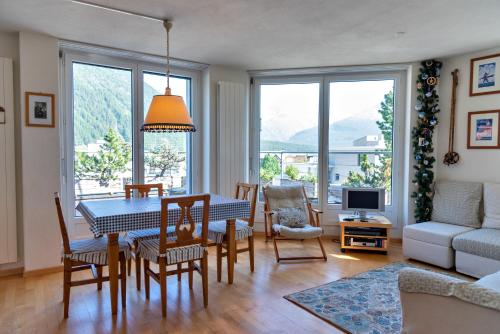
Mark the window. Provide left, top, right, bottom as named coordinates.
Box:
left=252, top=71, right=404, bottom=225
left=259, top=82, right=320, bottom=201
left=63, top=49, right=200, bottom=225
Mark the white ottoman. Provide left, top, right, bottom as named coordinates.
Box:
left=403, top=222, right=474, bottom=268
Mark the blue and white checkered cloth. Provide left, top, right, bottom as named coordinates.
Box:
left=76, top=194, right=251, bottom=237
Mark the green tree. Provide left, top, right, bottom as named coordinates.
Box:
left=260, top=154, right=281, bottom=182
left=145, top=143, right=185, bottom=190
left=344, top=90, right=393, bottom=192
left=75, top=128, right=131, bottom=187
left=285, top=165, right=300, bottom=180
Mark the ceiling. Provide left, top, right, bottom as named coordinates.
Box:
left=1, top=0, right=500, bottom=69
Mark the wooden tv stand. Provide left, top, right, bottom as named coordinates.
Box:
left=338, top=214, right=392, bottom=254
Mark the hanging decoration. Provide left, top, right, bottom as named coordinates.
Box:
left=411, top=59, right=442, bottom=222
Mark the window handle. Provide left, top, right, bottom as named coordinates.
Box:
left=0, top=106, right=5, bottom=124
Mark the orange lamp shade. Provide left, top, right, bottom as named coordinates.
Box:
left=141, top=94, right=196, bottom=132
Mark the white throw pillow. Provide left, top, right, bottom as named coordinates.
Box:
left=276, top=207, right=308, bottom=228
left=483, top=182, right=500, bottom=229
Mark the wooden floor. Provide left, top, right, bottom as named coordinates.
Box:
left=0, top=236, right=407, bottom=334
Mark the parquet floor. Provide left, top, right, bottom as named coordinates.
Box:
left=0, top=235, right=406, bottom=334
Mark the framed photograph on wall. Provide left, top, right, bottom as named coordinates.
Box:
left=25, top=92, right=55, bottom=127
left=467, top=110, right=500, bottom=149
left=470, top=53, right=500, bottom=96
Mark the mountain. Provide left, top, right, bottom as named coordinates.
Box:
left=261, top=140, right=317, bottom=152
left=288, top=117, right=382, bottom=148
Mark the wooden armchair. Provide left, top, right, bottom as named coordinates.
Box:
left=136, top=194, right=210, bottom=317
left=54, top=193, right=130, bottom=318
left=263, top=185, right=327, bottom=262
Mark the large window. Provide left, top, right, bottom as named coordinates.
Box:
left=64, top=51, right=199, bottom=222
left=259, top=82, right=320, bottom=201
left=252, top=71, right=404, bottom=224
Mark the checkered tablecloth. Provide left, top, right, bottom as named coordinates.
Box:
left=76, top=194, right=251, bottom=236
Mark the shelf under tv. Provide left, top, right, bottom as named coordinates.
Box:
left=339, top=214, right=392, bottom=254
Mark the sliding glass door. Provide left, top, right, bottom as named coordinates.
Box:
left=252, top=72, right=404, bottom=225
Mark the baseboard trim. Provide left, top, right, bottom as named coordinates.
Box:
left=23, top=265, right=63, bottom=278
left=0, top=267, right=24, bottom=278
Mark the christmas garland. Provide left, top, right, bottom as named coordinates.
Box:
left=411, top=60, right=442, bottom=222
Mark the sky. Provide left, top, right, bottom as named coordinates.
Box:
left=261, top=80, right=394, bottom=142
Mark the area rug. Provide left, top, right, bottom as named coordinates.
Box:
left=284, top=262, right=416, bottom=334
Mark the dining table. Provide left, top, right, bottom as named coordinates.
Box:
left=76, top=194, right=250, bottom=315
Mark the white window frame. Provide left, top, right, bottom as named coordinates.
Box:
left=60, top=44, right=204, bottom=238
left=250, top=68, right=407, bottom=234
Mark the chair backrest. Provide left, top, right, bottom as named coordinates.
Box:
left=263, top=184, right=312, bottom=224
left=235, top=182, right=258, bottom=227
left=54, top=192, right=71, bottom=254
left=125, top=183, right=163, bottom=199
left=159, top=194, right=210, bottom=253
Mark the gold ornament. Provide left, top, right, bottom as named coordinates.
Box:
left=427, top=76, right=438, bottom=86
left=417, top=82, right=423, bottom=89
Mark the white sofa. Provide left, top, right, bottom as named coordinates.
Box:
left=399, top=267, right=500, bottom=334
left=403, top=181, right=500, bottom=277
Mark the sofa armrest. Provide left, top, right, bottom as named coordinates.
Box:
left=398, top=268, right=463, bottom=297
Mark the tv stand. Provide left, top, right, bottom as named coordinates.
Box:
left=338, top=214, right=392, bottom=254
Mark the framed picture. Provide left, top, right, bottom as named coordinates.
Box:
left=25, top=92, right=55, bottom=127
left=467, top=110, right=500, bottom=149
left=470, top=53, right=500, bottom=96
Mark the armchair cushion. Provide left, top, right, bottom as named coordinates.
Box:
left=483, top=182, right=500, bottom=229
left=276, top=207, right=307, bottom=228
left=273, top=224, right=322, bottom=239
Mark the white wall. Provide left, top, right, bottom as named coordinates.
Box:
left=436, top=47, right=500, bottom=184
left=19, top=31, right=61, bottom=272
left=0, top=31, right=23, bottom=270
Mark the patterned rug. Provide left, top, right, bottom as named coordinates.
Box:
left=284, top=262, right=415, bottom=334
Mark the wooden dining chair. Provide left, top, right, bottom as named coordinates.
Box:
left=54, top=193, right=130, bottom=318
left=263, top=185, right=327, bottom=262
left=124, top=183, right=165, bottom=290
left=136, top=194, right=210, bottom=317
left=204, top=182, right=258, bottom=283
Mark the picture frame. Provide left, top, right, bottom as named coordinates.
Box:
left=467, top=110, right=500, bottom=149
left=25, top=92, right=55, bottom=128
left=470, top=53, right=500, bottom=96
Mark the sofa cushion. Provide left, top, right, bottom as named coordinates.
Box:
left=476, top=270, right=500, bottom=292
left=453, top=229, right=500, bottom=261
left=432, top=180, right=483, bottom=228
left=483, top=182, right=500, bottom=229
left=404, top=222, right=474, bottom=247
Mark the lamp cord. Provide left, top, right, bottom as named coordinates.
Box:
left=163, top=20, right=172, bottom=94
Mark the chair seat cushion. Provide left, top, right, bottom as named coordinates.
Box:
left=125, top=226, right=176, bottom=246
left=403, top=222, right=474, bottom=247
left=137, top=238, right=207, bottom=264
left=197, top=219, right=253, bottom=244
left=273, top=224, right=323, bottom=239
left=452, top=229, right=500, bottom=261
left=64, top=236, right=131, bottom=265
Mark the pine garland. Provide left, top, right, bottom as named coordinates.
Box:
left=411, top=60, right=442, bottom=222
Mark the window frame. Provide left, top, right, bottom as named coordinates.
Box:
left=60, top=48, right=203, bottom=238
left=250, top=69, right=407, bottom=229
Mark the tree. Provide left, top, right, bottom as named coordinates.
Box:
left=75, top=128, right=131, bottom=187
left=145, top=143, right=185, bottom=189
left=285, top=165, right=300, bottom=180
left=260, top=154, right=281, bottom=182
left=343, top=90, right=393, bottom=192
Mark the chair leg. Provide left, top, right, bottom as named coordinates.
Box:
left=135, top=254, right=142, bottom=291
left=159, top=258, right=167, bottom=318
left=63, top=259, right=72, bottom=318
left=127, top=258, right=132, bottom=276
left=234, top=246, right=238, bottom=263
left=201, top=252, right=208, bottom=308
left=96, top=265, right=103, bottom=290
left=273, top=237, right=280, bottom=262
left=216, top=244, right=222, bottom=282
left=120, top=255, right=126, bottom=308
left=188, top=260, right=193, bottom=290
left=144, top=259, right=150, bottom=300
left=177, top=263, right=182, bottom=282
left=248, top=235, right=255, bottom=272
left=318, top=237, right=327, bottom=261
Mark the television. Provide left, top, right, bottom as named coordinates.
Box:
left=341, top=187, right=385, bottom=219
